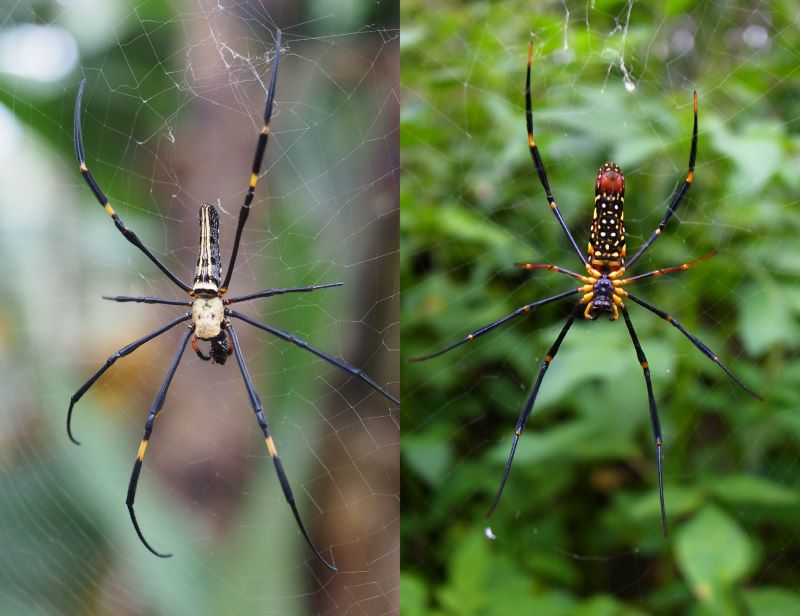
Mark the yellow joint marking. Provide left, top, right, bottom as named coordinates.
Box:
left=103, top=203, right=116, bottom=216
left=528, top=134, right=535, bottom=148
left=249, top=173, right=258, bottom=189
left=693, top=91, right=698, bottom=112
left=79, top=163, right=88, bottom=172
left=549, top=202, right=556, bottom=210
left=522, top=305, right=532, bottom=313
left=467, top=334, right=474, bottom=340
left=265, top=436, right=278, bottom=458
left=261, top=124, right=270, bottom=135
left=687, top=170, right=694, bottom=183
left=545, top=354, right=553, bottom=363
left=666, top=314, right=673, bottom=322
left=712, top=355, right=719, bottom=362
left=527, top=41, right=533, bottom=64
left=641, top=361, right=649, bottom=369
left=136, top=440, right=149, bottom=461
left=515, top=429, right=522, bottom=436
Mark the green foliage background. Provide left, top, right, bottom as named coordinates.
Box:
left=401, top=1, right=800, bottom=614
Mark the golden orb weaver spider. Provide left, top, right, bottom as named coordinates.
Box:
left=69, top=29, right=398, bottom=570
left=413, top=41, right=762, bottom=536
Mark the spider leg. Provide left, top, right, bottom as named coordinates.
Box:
left=67, top=314, right=191, bottom=445
left=620, top=306, right=668, bottom=537
left=515, top=262, right=593, bottom=283
left=412, top=287, right=581, bottom=362
left=103, top=295, right=192, bottom=307
left=487, top=303, right=582, bottom=517
left=225, top=282, right=343, bottom=305
left=626, top=92, right=698, bottom=269
left=126, top=324, right=194, bottom=558
left=624, top=291, right=762, bottom=400
left=220, top=29, right=282, bottom=294
left=74, top=80, right=191, bottom=293
left=225, top=323, right=338, bottom=572
left=228, top=309, right=399, bottom=405
left=191, top=335, right=212, bottom=361
left=617, top=251, right=715, bottom=286
left=525, top=39, right=587, bottom=266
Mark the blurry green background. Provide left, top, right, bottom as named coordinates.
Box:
left=1, top=1, right=398, bottom=614
left=401, top=1, right=800, bottom=615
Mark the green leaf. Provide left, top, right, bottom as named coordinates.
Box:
left=709, top=474, right=800, bottom=507
left=490, top=419, right=638, bottom=467
left=743, top=587, right=800, bottom=615
left=675, top=506, right=756, bottom=602
left=438, top=531, right=575, bottom=616
left=738, top=283, right=795, bottom=355
left=622, top=484, right=704, bottom=524
left=710, top=120, right=783, bottom=195
left=572, top=595, right=648, bottom=616
left=400, top=573, right=431, bottom=616
left=403, top=436, right=454, bottom=487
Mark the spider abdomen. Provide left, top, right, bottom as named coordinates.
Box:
left=588, top=163, right=626, bottom=267
left=193, top=203, right=222, bottom=295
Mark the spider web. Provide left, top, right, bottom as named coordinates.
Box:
left=402, top=1, right=800, bottom=613
left=0, top=1, right=397, bottom=614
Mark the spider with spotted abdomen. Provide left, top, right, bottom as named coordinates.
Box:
left=69, top=29, right=398, bottom=571
left=413, top=40, right=762, bottom=536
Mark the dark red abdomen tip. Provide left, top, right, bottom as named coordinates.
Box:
left=596, top=162, right=625, bottom=194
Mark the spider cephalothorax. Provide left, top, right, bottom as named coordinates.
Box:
left=414, top=39, right=761, bottom=538
left=583, top=273, right=618, bottom=320
left=69, top=28, right=398, bottom=570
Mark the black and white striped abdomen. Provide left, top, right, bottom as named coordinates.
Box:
left=193, top=203, right=222, bottom=294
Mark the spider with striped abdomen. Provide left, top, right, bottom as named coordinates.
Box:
left=413, top=40, right=762, bottom=536
left=69, top=29, right=398, bottom=570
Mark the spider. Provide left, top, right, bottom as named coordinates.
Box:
left=413, top=41, right=761, bottom=536
left=69, top=29, right=398, bottom=570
